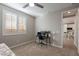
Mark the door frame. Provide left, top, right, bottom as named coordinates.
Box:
left=61, top=11, right=64, bottom=48
left=61, top=9, right=78, bottom=49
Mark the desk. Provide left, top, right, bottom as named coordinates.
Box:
left=36, top=31, right=52, bottom=46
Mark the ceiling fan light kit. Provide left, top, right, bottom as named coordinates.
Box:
left=23, top=3, right=44, bottom=8
left=29, top=3, right=35, bottom=7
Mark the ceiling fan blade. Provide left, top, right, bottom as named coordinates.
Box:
left=34, top=3, right=44, bottom=8
left=23, top=3, right=29, bottom=8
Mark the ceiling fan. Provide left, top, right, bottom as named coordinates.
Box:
left=23, top=3, right=44, bottom=8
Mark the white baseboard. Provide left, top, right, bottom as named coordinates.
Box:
left=74, top=42, right=78, bottom=48
left=52, top=43, right=63, bottom=48
left=10, top=40, right=34, bottom=49
left=10, top=40, right=63, bottom=49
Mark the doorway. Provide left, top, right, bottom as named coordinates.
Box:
left=62, top=8, right=78, bottom=50
left=63, top=23, right=75, bottom=49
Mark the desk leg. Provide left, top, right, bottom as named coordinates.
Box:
left=46, top=38, right=48, bottom=47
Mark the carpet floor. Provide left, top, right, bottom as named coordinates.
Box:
left=11, top=41, right=78, bottom=56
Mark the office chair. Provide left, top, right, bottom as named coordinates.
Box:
left=37, top=32, right=46, bottom=47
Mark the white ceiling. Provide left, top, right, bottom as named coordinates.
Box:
left=2, top=3, right=73, bottom=17
left=63, top=8, right=77, bottom=18
left=63, top=8, right=77, bottom=24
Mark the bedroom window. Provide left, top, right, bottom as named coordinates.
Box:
left=18, top=16, right=26, bottom=32
left=4, top=13, right=17, bottom=33
left=3, top=10, right=26, bottom=35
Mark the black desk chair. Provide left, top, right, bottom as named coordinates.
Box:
left=36, top=32, right=46, bottom=47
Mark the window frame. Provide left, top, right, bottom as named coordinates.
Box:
left=2, top=10, right=27, bottom=35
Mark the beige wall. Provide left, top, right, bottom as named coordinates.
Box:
left=0, top=4, right=35, bottom=47
left=77, top=8, right=79, bottom=53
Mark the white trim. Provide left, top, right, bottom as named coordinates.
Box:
left=60, top=11, right=64, bottom=48
left=10, top=40, right=34, bottom=49
left=74, top=42, right=78, bottom=48
left=52, top=43, right=63, bottom=48
left=3, top=32, right=26, bottom=36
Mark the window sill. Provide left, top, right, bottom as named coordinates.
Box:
left=2, top=32, right=26, bottom=36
